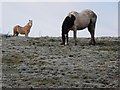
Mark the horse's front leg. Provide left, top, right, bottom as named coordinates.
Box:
left=73, top=29, right=77, bottom=45
left=65, top=34, right=69, bottom=45
left=25, top=33, right=27, bottom=37
left=25, top=31, right=29, bottom=37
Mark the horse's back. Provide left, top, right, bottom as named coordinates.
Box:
left=80, top=9, right=97, bottom=22
left=73, top=9, right=97, bottom=30
left=80, top=9, right=96, bottom=16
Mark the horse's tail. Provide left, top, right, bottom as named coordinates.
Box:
left=91, top=11, right=97, bottom=24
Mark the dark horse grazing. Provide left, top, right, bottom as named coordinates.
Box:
left=61, top=9, right=97, bottom=45
left=13, top=20, right=32, bottom=37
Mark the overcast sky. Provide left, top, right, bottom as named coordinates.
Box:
left=1, top=0, right=119, bottom=37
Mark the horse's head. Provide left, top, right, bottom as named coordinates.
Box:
left=61, top=15, right=76, bottom=45
left=28, top=20, right=32, bottom=26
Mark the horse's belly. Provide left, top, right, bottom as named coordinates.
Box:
left=75, top=15, right=90, bottom=30
left=70, top=23, right=88, bottom=30
left=75, top=21, right=90, bottom=30
left=20, top=32, right=25, bottom=34
left=18, top=30, right=25, bottom=34
left=77, top=24, right=88, bottom=30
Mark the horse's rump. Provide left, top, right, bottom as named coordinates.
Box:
left=14, top=25, right=24, bottom=33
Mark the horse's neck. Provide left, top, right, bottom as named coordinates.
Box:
left=23, top=24, right=31, bottom=30
left=24, top=24, right=32, bottom=28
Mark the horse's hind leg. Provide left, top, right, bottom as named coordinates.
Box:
left=16, top=32, right=19, bottom=36
left=88, top=23, right=96, bottom=45
left=13, top=32, right=16, bottom=36
left=13, top=31, right=18, bottom=36
left=13, top=26, right=19, bottom=36
left=13, top=28, right=16, bottom=36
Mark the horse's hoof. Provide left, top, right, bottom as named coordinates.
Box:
left=89, top=43, right=92, bottom=45
left=89, top=43, right=95, bottom=45
left=61, top=43, right=65, bottom=45
left=29, top=87, right=33, bottom=90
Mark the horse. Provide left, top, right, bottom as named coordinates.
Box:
left=13, top=20, right=33, bottom=37
left=61, top=9, right=97, bottom=45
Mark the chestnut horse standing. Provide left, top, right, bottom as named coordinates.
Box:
left=13, top=20, right=32, bottom=37
left=61, top=9, right=97, bottom=45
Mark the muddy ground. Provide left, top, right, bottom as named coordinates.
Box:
left=1, top=35, right=119, bottom=89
